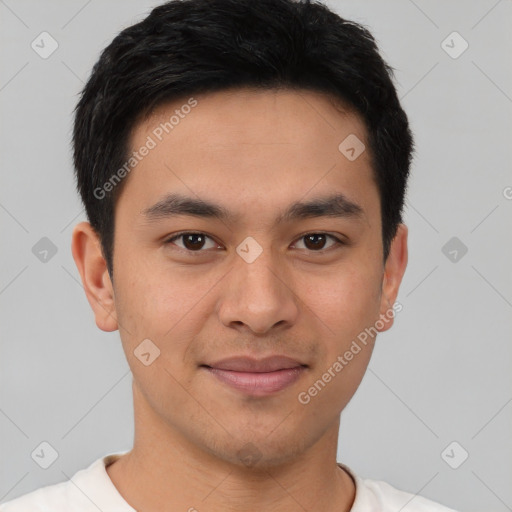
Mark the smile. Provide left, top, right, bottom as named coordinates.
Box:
left=200, top=355, right=308, bottom=396
left=202, top=366, right=307, bottom=396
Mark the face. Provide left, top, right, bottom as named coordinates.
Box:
left=73, top=88, right=407, bottom=468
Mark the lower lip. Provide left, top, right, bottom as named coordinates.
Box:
left=203, top=366, right=306, bottom=396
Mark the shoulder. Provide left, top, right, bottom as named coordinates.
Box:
left=0, top=478, right=90, bottom=512
left=359, top=477, right=458, bottom=511
left=0, top=453, right=129, bottom=512
left=341, top=465, right=459, bottom=512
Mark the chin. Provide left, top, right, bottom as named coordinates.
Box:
left=201, top=429, right=312, bottom=471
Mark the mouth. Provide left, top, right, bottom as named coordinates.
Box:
left=200, top=355, right=308, bottom=396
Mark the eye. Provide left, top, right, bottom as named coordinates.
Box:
left=292, top=233, right=344, bottom=252
left=164, top=231, right=344, bottom=254
left=164, top=232, right=219, bottom=252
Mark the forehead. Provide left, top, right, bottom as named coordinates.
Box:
left=117, top=88, right=379, bottom=226
left=140, top=87, right=364, bottom=147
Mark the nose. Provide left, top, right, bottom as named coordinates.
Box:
left=217, top=245, right=299, bottom=335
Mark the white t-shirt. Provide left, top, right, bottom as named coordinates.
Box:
left=0, top=452, right=458, bottom=511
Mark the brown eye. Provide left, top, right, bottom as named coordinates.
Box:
left=166, top=232, right=217, bottom=252
left=294, top=233, right=343, bottom=252
left=164, top=231, right=344, bottom=255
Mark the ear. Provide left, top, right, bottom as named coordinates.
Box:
left=71, top=221, right=118, bottom=332
left=377, top=223, right=408, bottom=333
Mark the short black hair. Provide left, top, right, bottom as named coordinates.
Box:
left=73, top=0, right=414, bottom=279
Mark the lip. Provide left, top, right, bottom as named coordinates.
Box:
left=201, top=356, right=307, bottom=396
left=204, top=355, right=306, bottom=373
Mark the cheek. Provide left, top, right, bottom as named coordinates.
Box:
left=302, top=264, right=382, bottom=338
left=297, top=272, right=379, bottom=414
left=114, top=264, right=218, bottom=369
left=114, top=249, right=185, bottom=330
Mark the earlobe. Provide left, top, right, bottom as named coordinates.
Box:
left=377, top=223, right=408, bottom=333
left=71, top=221, right=118, bottom=332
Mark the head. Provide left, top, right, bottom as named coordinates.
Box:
left=72, top=0, right=411, bottom=469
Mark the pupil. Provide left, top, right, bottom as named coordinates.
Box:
left=184, top=234, right=204, bottom=250
left=305, top=234, right=325, bottom=250
left=181, top=233, right=327, bottom=251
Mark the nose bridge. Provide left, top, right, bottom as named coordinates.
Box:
left=236, top=239, right=287, bottom=303
left=219, top=237, right=298, bottom=332
left=243, top=239, right=282, bottom=288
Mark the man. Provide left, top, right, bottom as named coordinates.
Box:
left=1, top=0, right=458, bottom=510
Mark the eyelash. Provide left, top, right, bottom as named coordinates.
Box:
left=163, top=231, right=346, bottom=255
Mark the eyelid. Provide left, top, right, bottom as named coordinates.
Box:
left=164, top=231, right=221, bottom=253
left=164, top=231, right=347, bottom=254
left=292, top=232, right=345, bottom=251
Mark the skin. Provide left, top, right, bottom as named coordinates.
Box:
left=72, top=88, right=408, bottom=512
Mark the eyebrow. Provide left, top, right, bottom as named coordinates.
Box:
left=141, top=192, right=365, bottom=225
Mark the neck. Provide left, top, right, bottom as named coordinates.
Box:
left=106, top=383, right=356, bottom=512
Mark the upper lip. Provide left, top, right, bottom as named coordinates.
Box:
left=202, top=355, right=307, bottom=373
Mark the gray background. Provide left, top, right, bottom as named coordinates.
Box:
left=1, top=1, right=511, bottom=511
